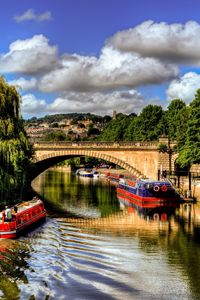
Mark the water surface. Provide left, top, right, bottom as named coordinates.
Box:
left=0, top=169, right=200, bottom=300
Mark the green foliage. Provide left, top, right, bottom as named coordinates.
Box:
left=99, top=106, right=164, bottom=142
left=134, top=105, right=164, bottom=141
left=49, top=122, right=59, bottom=128
left=177, top=90, right=200, bottom=167
left=165, top=99, right=187, bottom=141
left=158, top=143, right=168, bottom=153
left=87, top=126, right=100, bottom=136
left=26, top=112, right=105, bottom=125
left=97, top=113, right=132, bottom=141
left=77, top=123, right=85, bottom=128
left=123, top=114, right=137, bottom=141
left=0, top=77, right=33, bottom=201
left=43, top=131, right=67, bottom=141
left=175, top=106, right=190, bottom=149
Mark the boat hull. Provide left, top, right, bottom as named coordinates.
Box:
left=0, top=199, right=46, bottom=239
left=117, top=187, right=180, bottom=209
left=79, top=173, right=93, bottom=177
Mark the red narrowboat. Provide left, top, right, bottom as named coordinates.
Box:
left=0, top=198, right=46, bottom=239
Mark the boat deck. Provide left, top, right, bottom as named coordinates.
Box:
left=15, top=198, right=42, bottom=213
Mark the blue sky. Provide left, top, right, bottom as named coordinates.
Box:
left=1, top=0, right=200, bottom=118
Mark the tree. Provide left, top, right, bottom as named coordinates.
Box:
left=97, top=114, right=131, bottom=141
left=77, top=123, right=85, bottom=129
left=49, top=122, right=59, bottom=128
left=166, top=99, right=187, bottom=141
left=175, top=105, right=190, bottom=149
left=87, top=126, right=100, bottom=137
left=124, top=114, right=137, bottom=141
left=133, top=105, right=164, bottom=141
left=103, top=115, right=112, bottom=123
left=0, top=77, right=33, bottom=201
left=43, top=131, right=67, bottom=141
left=177, top=89, right=200, bottom=167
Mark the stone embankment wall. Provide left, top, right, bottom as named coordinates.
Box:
left=190, top=164, right=200, bottom=173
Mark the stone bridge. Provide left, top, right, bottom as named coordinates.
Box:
left=32, top=138, right=176, bottom=180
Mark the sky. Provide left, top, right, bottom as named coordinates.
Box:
left=1, top=0, right=200, bottom=119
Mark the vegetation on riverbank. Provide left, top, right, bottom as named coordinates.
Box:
left=0, top=77, right=33, bottom=202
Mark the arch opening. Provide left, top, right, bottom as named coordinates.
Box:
left=32, top=150, right=144, bottom=180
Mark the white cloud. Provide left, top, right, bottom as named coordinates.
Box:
left=9, top=77, right=37, bottom=90
left=3, top=20, right=200, bottom=117
left=38, top=46, right=178, bottom=92
left=0, top=34, right=178, bottom=92
left=0, top=35, right=58, bottom=74
left=22, top=94, right=47, bottom=116
left=108, top=20, right=200, bottom=65
left=21, top=89, right=146, bottom=118
left=166, top=72, right=200, bottom=103
left=48, top=89, right=146, bottom=115
left=14, top=9, right=52, bottom=23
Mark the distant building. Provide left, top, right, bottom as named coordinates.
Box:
left=112, top=110, right=117, bottom=120
left=78, top=119, right=92, bottom=127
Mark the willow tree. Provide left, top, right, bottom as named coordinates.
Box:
left=0, top=77, right=33, bottom=202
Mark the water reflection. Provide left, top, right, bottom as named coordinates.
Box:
left=1, top=169, right=200, bottom=299
left=32, top=169, right=200, bottom=300
left=33, top=170, right=120, bottom=218
left=118, top=195, right=178, bottom=223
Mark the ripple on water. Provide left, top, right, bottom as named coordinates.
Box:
left=17, top=218, right=143, bottom=299
left=15, top=216, right=193, bottom=300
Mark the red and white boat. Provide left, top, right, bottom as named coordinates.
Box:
left=0, top=198, right=46, bottom=239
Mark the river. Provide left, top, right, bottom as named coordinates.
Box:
left=0, top=169, right=200, bottom=300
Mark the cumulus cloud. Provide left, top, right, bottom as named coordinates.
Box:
left=166, top=72, right=200, bottom=103
left=0, top=35, right=58, bottom=74
left=3, top=20, right=200, bottom=117
left=48, top=89, right=146, bottom=115
left=38, top=46, right=178, bottom=92
left=21, top=89, right=146, bottom=118
left=108, top=20, right=200, bottom=64
left=21, top=94, right=47, bottom=116
left=9, top=77, right=37, bottom=90
left=0, top=34, right=178, bottom=92
left=14, top=9, right=52, bottom=23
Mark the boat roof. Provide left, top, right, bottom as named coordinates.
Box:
left=15, top=198, right=43, bottom=213
left=139, top=179, right=171, bottom=184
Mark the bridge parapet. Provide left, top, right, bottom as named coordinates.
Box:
left=34, top=141, right=159, bottom=150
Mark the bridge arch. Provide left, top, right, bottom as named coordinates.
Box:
left=33, top=141, right=166, bottom=180
left=33, top=149, right=144, bottom=179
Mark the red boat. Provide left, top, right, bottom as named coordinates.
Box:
left=0, top=198, right=46, bottom=239
left=116, top=178, right=181, bottom=209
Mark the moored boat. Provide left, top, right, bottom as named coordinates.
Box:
left=0, top=198, right=46, bottom=239
left=77, top=170, right=93, bottom=177
left=116, top=178, right=181, bottom=209
left=92, top=170, right=99, bottom=178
